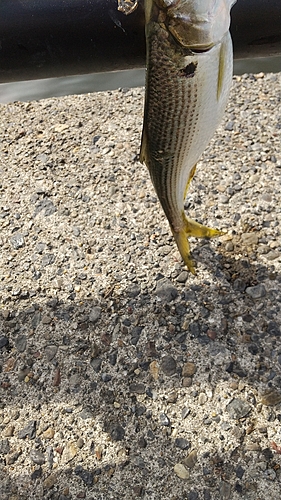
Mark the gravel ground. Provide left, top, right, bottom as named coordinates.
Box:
left=0, top=72, right=281, bottom=500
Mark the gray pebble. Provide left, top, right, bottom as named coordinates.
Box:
left=15, top=335, right=27, bottom=352
left=41, top=253, right=55, bottom=267
left=219, top=480, right=231, bottom=499
left=75, top=466, right=93, bottom=485
left=159, top=413, right=170, bottom=426
left=89, top=306, right=101, bottom=323
left=161, top=355, right=177, bottom=376
left=34, top=197, right=57, bottom=217
left=30, top=449, right=45, bottom=465
left=10, top=233, right=25, bottom=249
left=110, top=424, right=125, bottom=441
left=0, top=439, right=10, bottom=455
left=129, top=383, right=146, bottom=394
left=18, top=420, right=36, bottom=439
left=73, top=226, right=81, bottom=237
left=266, top=250, right=279, bottom=261
left=45, top=345, right=58, bottom=361
left=126, top=284, right=141, bottom=297
left=90, top=358, right=102, bottom=372
left=226, top=398, right=251, bottom=419
left=176, top=271, right=188, bottom=283
left=246, top=284, right=266, bottom=299
left=0, top=336, right=9, bottom=349
left=175, top=437, right=190, bottom=450
left=155, top=279, right=178, bottom=302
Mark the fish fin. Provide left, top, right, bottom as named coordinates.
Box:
left=139, top=127, right=147, bottom=164
left=217, top=39, right=226, bottom=100
left=184, top=164, right=197, bottom=200
left=172, top=214, right=223, bottom=274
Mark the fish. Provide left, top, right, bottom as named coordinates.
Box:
left=139, top=0, right=236, bottom=273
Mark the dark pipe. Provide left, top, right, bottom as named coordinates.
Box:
left=0, top=0, right=280, bottom=84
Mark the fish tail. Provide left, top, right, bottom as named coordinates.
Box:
left=172, top=214, right=223, bottom=274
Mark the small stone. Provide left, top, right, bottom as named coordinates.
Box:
left=175, top=438, right=190, bottom=450
left=18, top=420, right=36, bottom=439
left=41, top=314, right=52, bottom=324
left=149, top=360, right=159, bottom=380
left=245, top=284, right=266, bottom=299
left=61, top=442, right=78, bottom=464
left=167, top=391, right=178, bottom=403
left=45, top=345, right=58, bottom=361
left=156, top=279, right=178, bottom=302
left=89, top=306, right=101, bottom=323
left=174, top=463, right=189, bottom=479
left=41, top=253, right=55, bottom=267
left=75, top=466, right=93, bottom=485
left=183, top=449, right=198, bottom=468
left=43, top=474, right=57, bottom=489
left=161, top=355, right=177, bottom=376
left=182, top=362, right=196, bottom=377
left=181, top=407, right=190, bottom=419
left=159, top=413, right=170, bottom=426
left=2, top=425, right=15, bottom=437
left=10, top=233, right=25, bottom=249
left=73, top=226, right=81, bottom=237
left=31, top=468, right=43, bottom=481
left=0, top=336, right=9, bottom=349
left=110, top=424, right=125, bottom=441
left=90, top=358, right=102, bottom=372
left=43, top=427, right=55, bottom=439
left=241, top=233, right=259, bottom=246
left=225, top=241, right=234, bottom=252
left=126, top=284, right=141, bottom=297
left=78, top=408, right=94, bottom=420
left=266, top=250, right=279, bottom=261
left=182, top=377, right=193, bottom=387
left=76, top=437, right=85, bottom=449
left=176, top=271, right=188, bottom=283
left=0, top=439, right=10, bottom=455
left=15, top=335, right=27, bottom=352
left=219, top=480, right=231, bottom=499
left=226, top=398, right=251, bottom=419
left=198, top=392, right=207, bottom=405
left=30, top=449, right=45, bottom=465
left=129, top=383, right=146, bottom=394
left=261, top=389, right=281, bottom=406
left=53, top=367, right=61, bottom=386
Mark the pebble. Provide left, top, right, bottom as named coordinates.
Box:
left=182, top=362, right=196, bottom=377
left=174, top=463, right=190, bottom=480
left=43, top=474, right=57, bottom=490
left=226, top=398, right=251, bottom=419
left=245, top=284, right=266, bottom=299
left=10, top=233, right=25, bottom=249
left=260, top=389, right=281, bottom=406
left=176, top=271, right=188, bottom=283
left=0, top=336, right=9, bottom=349
left=175, top=438, right=190, bottom=450
left=45, top=345, right=58, bottom=361
left=30, top=449, right=45, bottom=465
left=42, top=427, right=55, bottom=439
left=241, top=233, right=259, bottom=246
left=18, top=420, right=36, bottom=439
left=161, top=355, right=177, bottom=376
left=89, top=306, right=101, bottom=323
left=61, top=442, right=78, bottom=464
left=183, top=449, right=198, bottom=469
left=159, top=413, right=170, bottom=426
left=15, top=335, right=27, bottom=352
left=75, top=466, right=93, bottom=486
left=155, top=279, right=178, bottom=302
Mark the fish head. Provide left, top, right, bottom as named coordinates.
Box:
left=157, top=0, right=236, bottom=50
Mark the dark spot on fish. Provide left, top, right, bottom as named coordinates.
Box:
left=179, top=62, right=197, bottom=78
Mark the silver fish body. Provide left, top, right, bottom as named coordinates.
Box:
left=140, top=0, right=236, bottom=272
